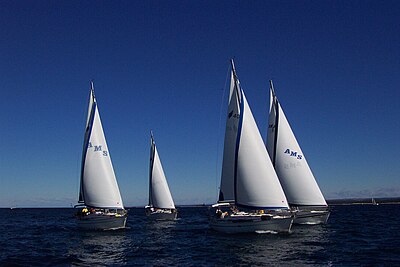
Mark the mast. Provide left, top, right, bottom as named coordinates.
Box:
left=270, top=80, right=279, bottom=166
left=230, top=59, right=242, bottom=104
left=149, top=131, right=155, bottom=206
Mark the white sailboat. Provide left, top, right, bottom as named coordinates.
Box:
left=75, top=81, right=127, bottom=230
left=210, top=60, right=293, bottom=234
left=266, top=80, right=329, bottom=225
left=145, top=131, right=177, bottom=220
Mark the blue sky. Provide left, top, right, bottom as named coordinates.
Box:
left=1, top=1, right=399, bottom=207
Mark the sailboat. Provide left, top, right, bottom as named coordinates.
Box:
left=210, top=60, right=293, bottom=234
left=266, top=80, right=330, bottom=225
left=75, top=81, right=127, bottom=230
left=372, top=198, right=379, bottom=206
left=145, top=131, right=177, bottom=220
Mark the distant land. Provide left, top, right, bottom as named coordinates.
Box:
left=2, top=197, right=400, bottom=209
left=174, top=197, right=400, bottom=208
left=151, top=197, right=400, bottom=208
left=171, top=197, right=400, bottom=207
left=326, top=197, right=400, bottom=205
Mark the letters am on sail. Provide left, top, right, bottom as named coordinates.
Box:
left=87, top=142, right=109, bottom=157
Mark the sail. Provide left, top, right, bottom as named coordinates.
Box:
left=266, top=81, right=327, bottom=206
left=219, top=69, right=240, bottom=203
left=235, top=87, right=289, bottom=209
left=79, top=82, right=124, bottom=209
left=149, top=134, right=175, bottom=209
left=219, top=60, right=288, bottom=209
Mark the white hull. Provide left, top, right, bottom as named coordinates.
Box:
left=293, top=210, right=330, bottom=225
left=145, top=207, right=177, bottom=220
left=146, top=211, right=177, bottom=221
left=77, top=214, right=127, bottom=230
left=210, top=214, right=293, bottom=234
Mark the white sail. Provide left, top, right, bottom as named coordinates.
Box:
left=267, top=81, right=327, bottom=206
left=220, top=61, right=289, bottom=209
left=235, top=88, right=289, bottom=209
left=79, top=82, right=124, bottom=209
left=149, top=134, right=175, bottom=209
left=219, top=70, right=240, bottom=203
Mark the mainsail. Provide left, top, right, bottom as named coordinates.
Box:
left=79, top=81, right=124, bottom=209
left=149, top=132, right=175, bottom=209
left=219, top=61, right=289, bottom=209
left=266, top=81, right=327, bottom=206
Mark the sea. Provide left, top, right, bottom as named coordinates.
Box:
left=1, top=205, right=399, bottom=266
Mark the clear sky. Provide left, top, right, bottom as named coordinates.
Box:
left=1, top=1, right=399, bottom=207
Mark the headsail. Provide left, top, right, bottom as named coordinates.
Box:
left=149, top=132, right=175, bottom=209
left=79, top=81, right=124, bottom=209
left=220, top=60, right=289, bottom=209
left=266, top=81, right=327, bottom=206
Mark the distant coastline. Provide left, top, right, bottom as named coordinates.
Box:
left=3, top=197, right=400, bottom=209
left=327, top=197, right=400, bottom=205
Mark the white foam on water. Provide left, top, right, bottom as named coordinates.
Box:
left=255, top=230, right=278, bottom=234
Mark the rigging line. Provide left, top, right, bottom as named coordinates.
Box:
left=215, top=63, right=231, bottom=200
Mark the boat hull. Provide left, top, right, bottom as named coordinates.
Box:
left=210, top=214, right=293, bottom=234
left=293, top=210, right=330, bottom=225
left=77, top=214, right=127, bottom=230
left=146, top=211, right=177, bottom=220
left=145, top=207, right=177, bottom=221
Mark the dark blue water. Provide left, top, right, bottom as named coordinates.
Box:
left=1, top=205, right=399, bottom=266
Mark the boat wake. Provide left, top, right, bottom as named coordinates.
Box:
left=300, top=222, right=320, bottom=225
left=103, top=227, right=126, bottom=231
left=255, top=230, right=278, bottom=234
